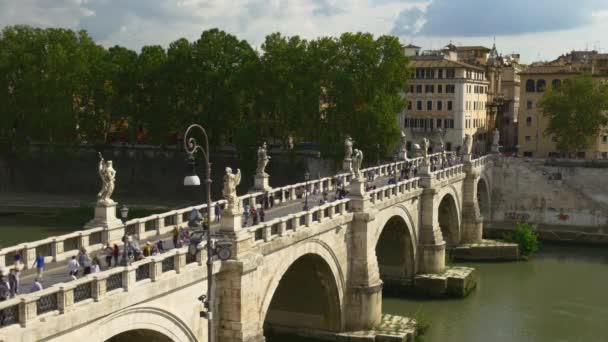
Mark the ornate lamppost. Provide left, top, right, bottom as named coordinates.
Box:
left=119, top=205, right=129, bottom=266
left=182, top=124, right=232, bottom=342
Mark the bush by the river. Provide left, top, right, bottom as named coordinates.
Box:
left=503, top=222, right=540, bottom=258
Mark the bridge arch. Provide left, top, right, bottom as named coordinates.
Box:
left=97, top=306, right=197, bottom=342
left=477, top=176, right=491, bottom=218
left=106, top=329, right=173, bottom=342
left=437, top=189, right=461, bottom=247
left=260, top=240, right=344, bottom=335
left=374, top=205, right=417, bottom=287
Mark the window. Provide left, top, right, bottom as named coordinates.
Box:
left=552, top=79, right=561, bottom=89
left=603, top=135, right=608, bottom=144
left=416, top=85, right=422, bottom=93
left=447, top=101, right=453, bottom=111
left=415, top=68, right=423, bottom=79
left=525, top=136, right=531, bottom=142
left=437, top=119, right=442, bottom=128
left=446, top=85, right=455, bottom=93
left=438, top=69, right=443, bottom=79
left=446, top=69, right=455, bottom=79
left=526, top=117, right=532, bottom=126
left=404, top=117, right=409, bottom=128
left=438, top=85, right=443, bottom=93
left=577, top=151, right=586, bottom=159
left=407, top=101, right=412, bottom=110
left=527, top=101, right=533, bottom=110
left=425, top=85, right=434, bottom=93
left=526, top=79, right=535, bottom=92
left=417, top=101, right=422, bottom=111
left=409, top=85, right=414, bottom=93
left=425, top=69, right=434, bottom=79
left=523, top=151, right=533, bottom=157
left=537, top=79, right=546, bottom=92
left=446, top=119, right=454, bottom=128
left=427, top=101, right=433, bottom=111
left=437, top=101, right=443, bottom=111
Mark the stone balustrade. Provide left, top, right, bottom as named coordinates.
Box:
left=471, top=155, right=493, bottom=168
left=0, top=201, right=226, bottom=270
left=431, top=164, right=465, bottom=181
left=0, top=247, right=189, bottom=330
left=368, top=177, right=422, bottom=205
left=247, top=199, right=351, bottom=244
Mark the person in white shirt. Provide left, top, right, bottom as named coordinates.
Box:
left=67, top=256, right=80, bottom=277
left=90, top=260, right=101, bottom=274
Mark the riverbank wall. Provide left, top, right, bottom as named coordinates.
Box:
left=489, top=156, right=608, bottom=244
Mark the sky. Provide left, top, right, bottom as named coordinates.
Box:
left=1, top=0, right=608, bottom=63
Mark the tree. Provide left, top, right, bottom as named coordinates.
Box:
left=539, top=74, right=608, bottom=155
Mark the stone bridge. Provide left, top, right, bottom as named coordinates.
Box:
left=0, top=154, right=498, bottom=342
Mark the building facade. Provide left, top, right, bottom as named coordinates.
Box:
left=518, top=50, right=608, bottom=160
left=400, top=47, right=490, bottom=154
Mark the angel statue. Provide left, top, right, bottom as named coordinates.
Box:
left=352, top=149, right=364, bottom=180
left=492, top=128, right=500, bottom=146
left=97, top=153, right=116, bottom=206
left=422, top=137, right=430, bottom=160
left=463, top=134, right=473, bottom=155
left=256, top=142, right=271, bottom=176
left=223, top=167, right=242, bottom=214
left=344, top=136, right=354, bottom=160
left=399, top=131, right=407, bottom=153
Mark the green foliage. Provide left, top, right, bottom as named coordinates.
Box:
left=503, top=222, right=540, bottom=257
left=0, top=25, right=410, bottom=161
left=539, top=74, right=608, bottom=155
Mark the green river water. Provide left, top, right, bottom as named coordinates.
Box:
left=269, top=244, right=608, bottom=342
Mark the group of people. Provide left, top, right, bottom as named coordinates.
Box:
left=0, top=256, right=23, bottom=301
left=66, top=247, right=102, bottom=281
left=243, top=204, right=265, bottom=226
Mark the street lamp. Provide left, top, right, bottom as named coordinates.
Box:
left=303, top=171, right=310, bottom=211
left=182, top=124, right=215, bottom=342
left=119, top=205, right=129, bottom=266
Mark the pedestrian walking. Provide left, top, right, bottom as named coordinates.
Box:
left=8, top=268, right=19, bottom=298
left=30, top=278, right=43, bottom=293
left=269, top=194, right=275, bottom=208
left=79, top=248, right=92, bottom=275
left=0, top=275, right=10, bottom=301
left=259, top=207, right=265, bottom=222
left=156, top=240, right=164, bottom=253
left=104, top=243, right=113, bottom=268
left=172, top=226, right=180, bottom=248
left=91, top=258, right=101, bottom=274
left=32, top=253, right=45, bottom=280
left=143, top=242, right=152, bottom=257
left=112, top=244, right=120, bottom=266
left=243, top=204, right=250, bottom=226
left=252, top=207, right=258, bottom=225
left=214, top=202, right=221, bottom=222
left=67, top=256, right=80, bottom=277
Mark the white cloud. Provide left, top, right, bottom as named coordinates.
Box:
left=0, top=0, right=607, bottom=63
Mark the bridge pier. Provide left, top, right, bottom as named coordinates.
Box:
left=345, top=179, right=383, bottom=331
left=461, top=163, right=483, bottom=244
left=418, top=168, right=447, bottom=274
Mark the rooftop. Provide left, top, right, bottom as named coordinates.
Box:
left=410, top=58, right=486, bottom=71
left=404, top=44, right=421, bottom=49
left=456, top=46, right=492, bottom=52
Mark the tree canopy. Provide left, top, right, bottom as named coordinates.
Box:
left=539, top=74, right=608, bottom=154
left=0, top=25, right=410, bottom=164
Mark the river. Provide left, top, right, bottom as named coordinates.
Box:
left=269, top=244, right=608, bottom=342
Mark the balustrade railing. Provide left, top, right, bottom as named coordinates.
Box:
left=0, top=248, right=188, bottom=330
left=368, top=177, right=421, bottom=205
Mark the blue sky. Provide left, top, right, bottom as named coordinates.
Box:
left=1, top=0, right=607, bottom=63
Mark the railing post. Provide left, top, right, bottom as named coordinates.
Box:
left=292, top=216, right=300, bottom=231
left=92, top=275, right=107, bottom=301
left=19, top=296, right=38, bottom=327
left=58, top=285, right=75, bottom=312
left=151, top=257, right=163, bottom=280
left=23, top=245, right=36, bottom=270
left=328, top=205, right=335, bottom=219
left=123, top=266, right=136, bottom=291
left=174, top=212, right=183, bottom=226
left=306, top=212, right=313, bottom=227
left=175, top=249, right=187, bottom=274
left=0, top=252, right=5, bottom=269
left=137, top=221, right=145, bottom=239
left=79, top=232, right=90, bottom=250
left=51, top=238, right=64, bottom=262
left=278, top=220, right=287, bottom=237
left=262, top=226, right=272, bottom=242
left=196, top=249, right=205, bottom=266
left=156, top=216, right=165, bottom=236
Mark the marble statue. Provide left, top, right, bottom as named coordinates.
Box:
left=399, top=131, right=407, bottom=153
left=463, top=134, right=472, bottom=155
left=436, top=128, right=445, bottom=151
left=352, top=149, right=364, bottom=179
left=256, top=142, right=270, bottom=176
left=422, top=137, right=430, bottom=160
left=97, top=153, right=116, bottom=206
left=344, top=136, right=354, bottom=160
left=223, top=167, right=242, bottom=214
left=492, top=128, right=500, bottom=146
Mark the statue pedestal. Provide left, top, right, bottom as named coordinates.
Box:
left=85, top=203, right=123, bottom=235
left=418, top=160, right=431, bottom=176
left=253, top=174, right=271, bottom=191
left=343, top=158, right=352, bottom=172
left=491, top=144, right=500, bottom=154
left=396, top=151, right=407, bottom=161
left=220, top=212, right=242, bottom=233
left=463, top=154, right=472, bottom=162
